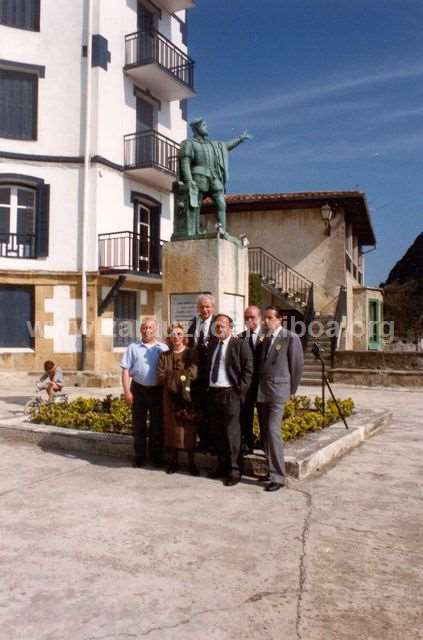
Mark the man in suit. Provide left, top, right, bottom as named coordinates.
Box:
left=207, top=314, right=253, bottom=486
left=257, top=306, right=304, bottom=492
left=187, top=293, right=216, bottom=349
left=238, top=305, right=262, bottom=454
left=188, top=294, right=216, bottom=451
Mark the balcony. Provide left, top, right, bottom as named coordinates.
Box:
left=157, top=0, right=196, bottom=12
left=124, top=29, right=195, bottom=101
left=98, top=231, right=165, bottom=277
left=124, top=130, right=179, bottom=189
left=0, top=233, right=36, bottom=259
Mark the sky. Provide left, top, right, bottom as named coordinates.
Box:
left=188, top=0, right=423, bottom=286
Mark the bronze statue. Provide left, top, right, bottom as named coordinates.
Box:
left=173, top=118, right=253, bottom=238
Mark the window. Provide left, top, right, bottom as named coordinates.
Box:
left=0, top=285, right=34, bottom=349
left=132, top=194, right=161, bottom=274
left=180, top=14, right=188, bottom=46
left=0, top=0, right=40, bottom=31
left=180, top=99, right=188, bottom=122
left=0, top=186, right=36, bottom=257
left=0, top=176, right=50, bottom=258
left=0, top=69, right=37, bottom=140
left=114, top=290, right=137, bottom=348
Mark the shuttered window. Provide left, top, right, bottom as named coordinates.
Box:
left=0, top=70, right=37, bottom=140
left=0, top=285, right=34, bottom=348
left=114, top=291, right=138, bottom=348
left=0, top=180, right=50, bottom=258
left=0, top=0, right=40, bottom=31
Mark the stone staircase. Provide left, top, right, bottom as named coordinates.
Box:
left=248, top=246, right=313, bottom=316
left=248, top=246, right=332, bottom=386
left=302, top=319, right=333, bottom=386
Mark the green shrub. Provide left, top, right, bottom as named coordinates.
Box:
left=32, top=395, right=132, bottom=433
left=253, top=395, right=355, bottom=444
left=32, top=393, right=355, bottom=443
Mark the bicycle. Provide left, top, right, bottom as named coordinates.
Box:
left=23, top=384, right=69, bottom=418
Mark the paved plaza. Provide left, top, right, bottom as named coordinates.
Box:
left=0, top=378, right=422, bottom=639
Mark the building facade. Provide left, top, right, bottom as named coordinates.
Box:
left=202, top=191, right=383, bottom=355
left=0, top=0, right=195, bottom=373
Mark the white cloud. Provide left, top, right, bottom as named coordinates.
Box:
left=207, top=63, right=423, bottom=123
left=232, top=129, right=423, bottom=165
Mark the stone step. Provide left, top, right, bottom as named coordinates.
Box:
left=301, top=378, right=322, bottom=386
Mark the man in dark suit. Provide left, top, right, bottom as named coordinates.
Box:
left=187, top=294, right=216, bottom=451
left=207, top=314, right=253, bottom=486
left=257, top=306, right=304, bottom=492
left=238, top=305, right=262, bottom=454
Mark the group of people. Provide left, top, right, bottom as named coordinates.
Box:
left=120, top=294, right=304, bottom=492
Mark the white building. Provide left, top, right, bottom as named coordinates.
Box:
left=0, top=0, right=196, bottom=374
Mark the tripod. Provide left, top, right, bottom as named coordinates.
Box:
left=311, top=342, right=349, bottom=430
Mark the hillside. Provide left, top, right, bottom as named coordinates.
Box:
left=386, top=232, right=423, bottom=285
left=383, top=232, right=423, bottom=340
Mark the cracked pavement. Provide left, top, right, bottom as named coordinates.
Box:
left=0, top=383, right=422, bottom=639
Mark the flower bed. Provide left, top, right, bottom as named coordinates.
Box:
left=31, top=394, right=354, bottom=443
left=32, top=396, right=132, bottom=433
left=278, top=395, right=354, bottom=442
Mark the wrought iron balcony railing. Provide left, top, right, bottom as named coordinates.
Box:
left=99, top=231, right=165, bottom=276
left=124, top=130, right=179, bottom=175
left=0, top=233, right=36, bottom=259
left=125, top=29, right=195, bottom=91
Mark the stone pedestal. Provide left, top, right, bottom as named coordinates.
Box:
left=162, top=236, right=249, bottom=332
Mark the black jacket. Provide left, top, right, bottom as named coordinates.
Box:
left=206, top=336, right=254, bottom=401
left=188, top=315, right=216, bottom=349
left=238, top=330, right=261, bottom=389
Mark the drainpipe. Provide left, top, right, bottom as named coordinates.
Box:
left=80, top=0, right=94, bottom=371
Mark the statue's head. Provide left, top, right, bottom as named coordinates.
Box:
left=190, top=117, right=208, bottom=137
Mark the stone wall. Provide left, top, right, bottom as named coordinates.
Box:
left=0, top=272, right=162, bottom=374
left=334, top=351, right=423, bottom=370
left=331, top=350, right=423, bottom=387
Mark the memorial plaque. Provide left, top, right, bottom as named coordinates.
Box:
left=223, top=293, right=245, bottom=334
left=170, top=293, right=200, bottom=326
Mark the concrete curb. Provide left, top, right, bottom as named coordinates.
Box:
left=284, top=408, right=392, bottom=479
left=0, top=408, right=392, bottom=479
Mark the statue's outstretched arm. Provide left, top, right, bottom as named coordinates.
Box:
left=226, top=130, right=254, bottom=151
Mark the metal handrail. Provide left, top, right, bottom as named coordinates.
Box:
left=0, top=233, right=36, bottom=258
left=98, top=231, right=166, bottom=275
left=248, top=246, right=313, bottom=285
left=248, top=246, right=314, bottom=325
left=124, top=129, right=179, bottom=174
left=125, top=29, right=195, bottom=89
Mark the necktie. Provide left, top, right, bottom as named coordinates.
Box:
left=264, top=335, right=273, bottom=359
left=249, top=331, right=255, bottom=351
left=211, top=340, right=223, bottom=383
left=198, top=322, right=205, bottom=347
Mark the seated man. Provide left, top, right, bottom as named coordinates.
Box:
left=37, top=360, right=64, bottom=401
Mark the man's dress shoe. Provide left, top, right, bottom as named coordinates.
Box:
left=264, top=481, right=284, bottom=492
left=224, top=476, right=241, bottom=487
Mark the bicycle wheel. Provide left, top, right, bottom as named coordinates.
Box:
left=24, top=399, right=41, bottom=418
